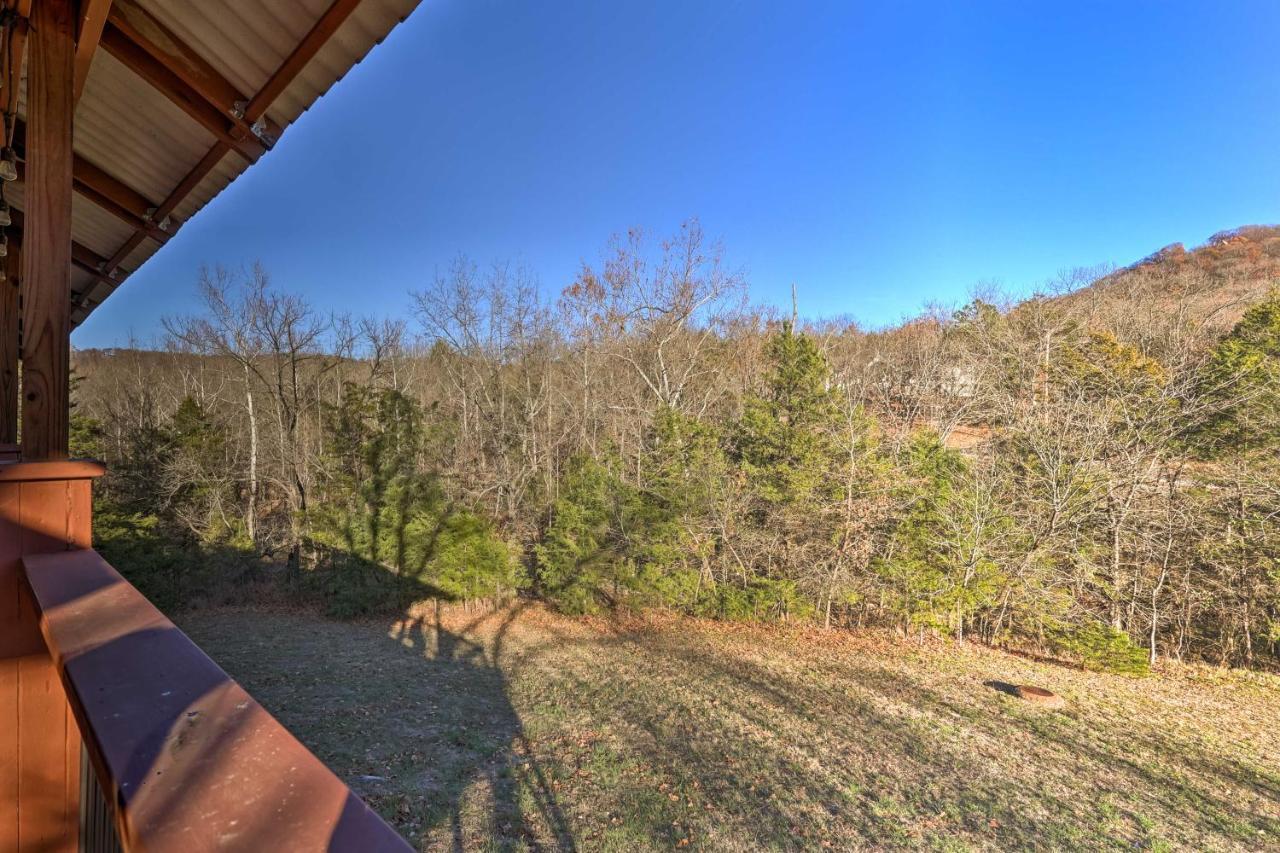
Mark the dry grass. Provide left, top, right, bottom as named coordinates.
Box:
left=179, top=602, right=1280, bottom=851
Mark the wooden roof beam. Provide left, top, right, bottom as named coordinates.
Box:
left=100, top=25, right=266, bottom=162
left=245, top=0, right=364, bottom=121
left=13, top=158, right=172, bottom=246
left=12, top=118, right=175, bottom=243
left=71, top=241, right=121, bottom=288
left=9, top=208, right=129, bottom=291
left=99, top=0, right=366, bottom=279
left=73, top=0, right=112, bottom=103
left=71, top=161, right=171, bottom=243
left=102, top=0, right=282, bottom=161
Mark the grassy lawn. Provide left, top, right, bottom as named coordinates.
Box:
left=179, top=603, right=1280, bottom=851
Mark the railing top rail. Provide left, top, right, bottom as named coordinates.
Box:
left=23, top=548, right=412, bottom=852
left=0, top=459, right=106, bottom=481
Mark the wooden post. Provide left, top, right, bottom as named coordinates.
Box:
left=0, top=242, right=17, bottom=448
left=1, top=3, right=83, bottom=850
left=0, top=460, right=100, bottom=853
left=20, top=0, right=75, bottom=461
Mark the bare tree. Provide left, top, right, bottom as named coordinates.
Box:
left=165, top=266, right=267, bottom=546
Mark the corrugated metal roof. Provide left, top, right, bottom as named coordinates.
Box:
left=8, top=0, right=421, bottom=326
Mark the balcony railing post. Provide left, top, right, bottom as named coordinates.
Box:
left=0, top=459, right=104, bottom=852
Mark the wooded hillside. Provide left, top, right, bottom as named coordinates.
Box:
left=72, top=222, right=1280, bottom=670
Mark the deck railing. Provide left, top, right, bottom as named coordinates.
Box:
left=1, top=459, right=412, bottom=852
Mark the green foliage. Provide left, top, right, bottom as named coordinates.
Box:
left=1054, top=620, right=1150, bottom=676
left=313, top=383, right=521, bottom=615
left=88, top=396, right=251, bottom=611
left=1194, top=291, right=1280, bottom=454
left=318, top=383, right=443, bottom=572
left=93, top=395, right=234, bottom=539
left=535, top=452, right=638, bottom=614
left=70, top=264, right=1280, bottom=665
left=734, top=323, right=841, bottom=505
left=633, top=408, right=731, bottom=608
left=93, top=507, right=190, bottom=611
left=166, top=396, right=236, bottom=541
left=93, top=505, right=251, bottom=612
left=1058, top=330, right=1168, bottom=399
left=69, top=412, right=106, bottom=459
left=876, top=431, right=1005, bottom=635
left=728, top=324, right=850, bottom=613
left=705, top=577, right=813, bottom=622
left=429, top=511, right=522, bottom=601
left=111, top=421, right=174, bottom=516
left=171, top=396, right=224, bottom=460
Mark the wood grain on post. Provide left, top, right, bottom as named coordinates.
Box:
left=0, top=243, right=18, bottom=446
left=21, top=0, right=75, bottom=461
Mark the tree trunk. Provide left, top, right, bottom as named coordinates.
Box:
left=244, top=363, right=259, bottom=547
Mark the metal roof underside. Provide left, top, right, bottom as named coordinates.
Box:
left=10, top=0, right=421, bottom=326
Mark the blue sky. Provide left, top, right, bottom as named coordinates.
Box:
left=74, top=0, right=1280, bottom=347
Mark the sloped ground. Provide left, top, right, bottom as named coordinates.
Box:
left=180, top=603, right=1280, bottom=851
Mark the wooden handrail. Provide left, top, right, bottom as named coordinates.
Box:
left=22, top=549, right=411, bottom=852
left=0, top=459, right=106, bottom=481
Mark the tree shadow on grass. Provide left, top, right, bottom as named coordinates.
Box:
left=507, top=617, right=1279, bottom=850
left=192, top=597, right=1280, bottom=850
left=830, top=655, right=1280, bottom=830
left=183, top=596, right=577, bottom=852
left=383, top=600, right=577, bottom=852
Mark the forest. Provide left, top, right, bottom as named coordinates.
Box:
left=71, top=222, right=1280, bottom=673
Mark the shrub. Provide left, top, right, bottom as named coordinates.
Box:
left=535, top=453, right=637, bottom=614
left=428, top=511, right=523, bottom=602
left=1056, top=621, right=1150, bottom=676
left=706, top=578, right=813, bottom=622
left=94, top=504, right=253, bottom=612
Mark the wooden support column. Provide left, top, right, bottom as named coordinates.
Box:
left=2, top=3, right=84, bottom=850
left=0, top=243, right=18, bottom=449
left=20, top=0, right=75, bottom=462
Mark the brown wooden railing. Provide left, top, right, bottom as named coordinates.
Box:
left=1, top=460, right=412, bottom=852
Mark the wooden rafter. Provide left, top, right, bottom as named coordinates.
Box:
left=100, top=0, right=287, bottom=164
left=107, top=0, right=282, bottom=143
left=67, top=165, right=169, bottom=243
left=73, top=0, right=111, bottom=103
left=5, top=5, right=174, bottom=258
left=99, top=25, right=266, bottom=162
left=13, top=118, right=174, bottom=243
left=244, top=0, right=364, bottom=120
left=9, top=208, right=126, bottom=299
left=99, top=0, right=366, bottom=280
